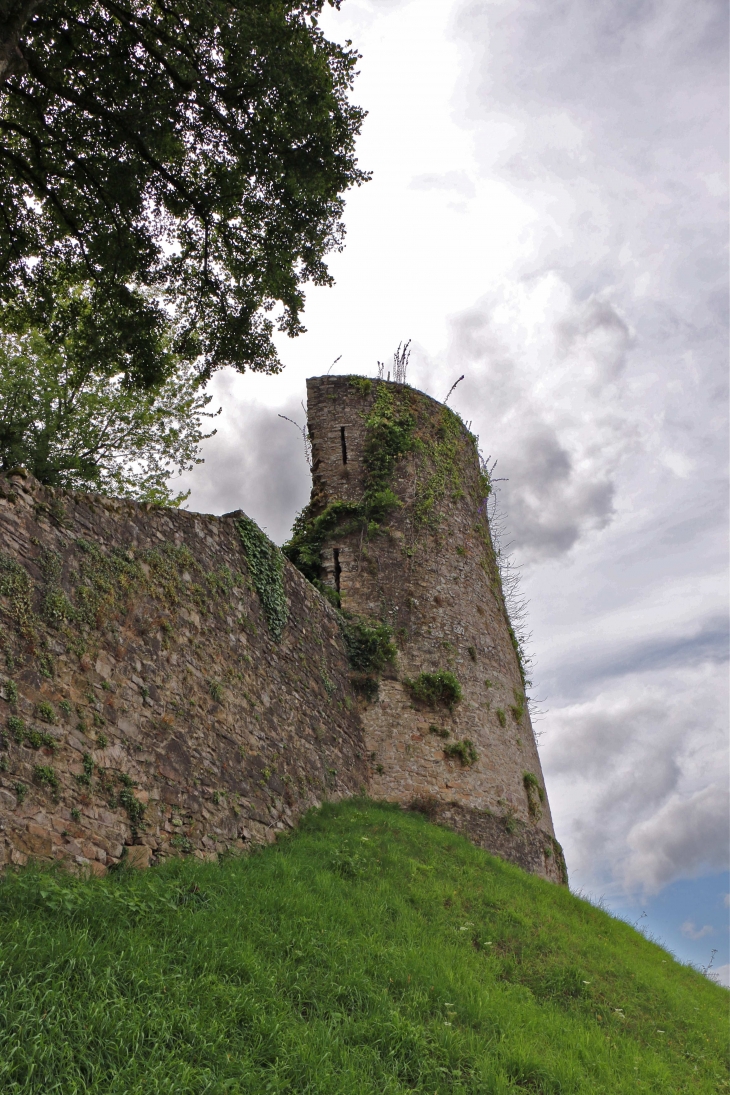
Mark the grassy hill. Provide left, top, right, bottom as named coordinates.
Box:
left=0, top=800, right=726, bottom=1094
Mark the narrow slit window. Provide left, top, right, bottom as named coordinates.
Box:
left=333, top=549, right=342, bottom=594
left=340, top=426, right=348, bottom=464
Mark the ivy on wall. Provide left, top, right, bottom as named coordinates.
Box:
left=235, top=515, right=288, bottom=642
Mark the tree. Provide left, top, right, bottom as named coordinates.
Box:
left=0, top=317, right=219, bottom=503
left=0, top=0, right=367, bottom=386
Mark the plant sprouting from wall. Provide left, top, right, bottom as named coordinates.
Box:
left=339, top=615, right=396, bottom=675
left=523, top=772, right=545, bottom=820
left=277, top=402, right=312, bottom=469
left=477, top=451, right=535, bottom=700
left=404, top=671, right=462, bottom=711
left=443, top=739, right=478, bottom=767
left=376, top=340, right=411, bottom=384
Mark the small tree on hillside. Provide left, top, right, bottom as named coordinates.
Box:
left=0, top=326, right=219, bottom=504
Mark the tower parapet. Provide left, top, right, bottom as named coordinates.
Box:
left=299, top=375, right=565, bottom=883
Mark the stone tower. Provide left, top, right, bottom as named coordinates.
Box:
left=302, top=375, right=565, bottom=883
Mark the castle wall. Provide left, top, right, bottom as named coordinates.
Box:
left=306, top=376, right=565, bottom=884
left=0, top=469, right=367, bottom=874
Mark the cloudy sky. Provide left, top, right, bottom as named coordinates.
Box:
left=178, top=0, right=729, bottom=981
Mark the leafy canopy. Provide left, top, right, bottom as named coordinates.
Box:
left=0, top=317, right=218, bottom=504
left=0, top=0, right=367, bottom=386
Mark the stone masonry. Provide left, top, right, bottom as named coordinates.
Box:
left=0, top=376, right=565, bottom=884
left=0, top=469, right=367, bottom=873
left=306, top=376, right=565, bottom=884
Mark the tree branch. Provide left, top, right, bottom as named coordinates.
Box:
left=0, top=0, right=43, bottom=83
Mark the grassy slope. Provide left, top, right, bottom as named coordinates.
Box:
left=0, top=800, right=726, bottom=1094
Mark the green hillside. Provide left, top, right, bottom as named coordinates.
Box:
left=0, top=800, right=726, bottom=1094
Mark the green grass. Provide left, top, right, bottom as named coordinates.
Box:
left=0, top=800, right=726, bottom=1094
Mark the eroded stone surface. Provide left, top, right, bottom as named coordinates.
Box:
left=306, top=376, right=563, bottom=883
left=0, top=375, right=565, bottom=884
left=0, top=468, right=367, bottom=874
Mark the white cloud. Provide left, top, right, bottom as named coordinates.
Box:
left=681, top=920, right=715, bottom=941
left=409, top=171, right=476, bottom=198
left=712, top=964, right=730, bottom=989
left=541, top=659, right=728, bottom=896
left=624, top=785, right=730, bottom=894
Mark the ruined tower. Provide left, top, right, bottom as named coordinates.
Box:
left=302, top=375, right=565, bottom=883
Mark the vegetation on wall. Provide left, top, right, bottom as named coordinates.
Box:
left=523, top=771, right=545, bottom=820
left=339, top=615, right=396, bottom=675
left=361, top=382, right=416, bottom=513
left=0, top=801, right=724, bottom=1095
left=0, top=532, right=244, bottom=677
left=404, top=670, right=462, bottom=711
left=283, top=499, right=361, bottom=591
left=443, top=738, right=478, bottom=767
left=235, top=515, right=288, bottom=642
left=413, top=404, right=472, bottom=528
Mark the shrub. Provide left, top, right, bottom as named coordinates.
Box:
left=510, top=689, right=526, bottom=722
left=33, top=765, right=59, bottom=792
left=35, top=701, right=56, bottom=724
left=350, top=674, right=380, bottom=703
left=523, top=772, right=545, bottom=819
left=404, top=670, right=462, bottom=710
left=7, top=715, right=25, bottom=742
left=443, top=739, right=478, bottom=767
left=340, top=615, right=396, bottom=674
left=208, top=681, right=224, bottom=704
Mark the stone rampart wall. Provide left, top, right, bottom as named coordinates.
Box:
left=0, top=469, right=367, bottom=874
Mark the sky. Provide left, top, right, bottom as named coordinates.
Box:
left=177, top=0, right=729, bottom=982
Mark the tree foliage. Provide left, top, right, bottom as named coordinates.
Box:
left=0, top=317, right=218, bottom=503
left=0, top=0, right=367, bottom=386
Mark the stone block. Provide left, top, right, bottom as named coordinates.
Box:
left=125, top=845, right=152, bottom=870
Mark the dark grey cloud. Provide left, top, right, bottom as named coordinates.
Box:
left=178, top=374, right=311, bottom=544
left=542, top=616, right=729, bottom=700
left=540, top=659, right=729, bottom=893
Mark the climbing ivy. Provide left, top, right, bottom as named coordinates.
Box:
left=283, top=500, right=361, bottom=592
left=236, top=515, right=288, bottom=642
left=412, top=405, right=475, bottom=527
left=362, top=383, right=415, bottom=506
